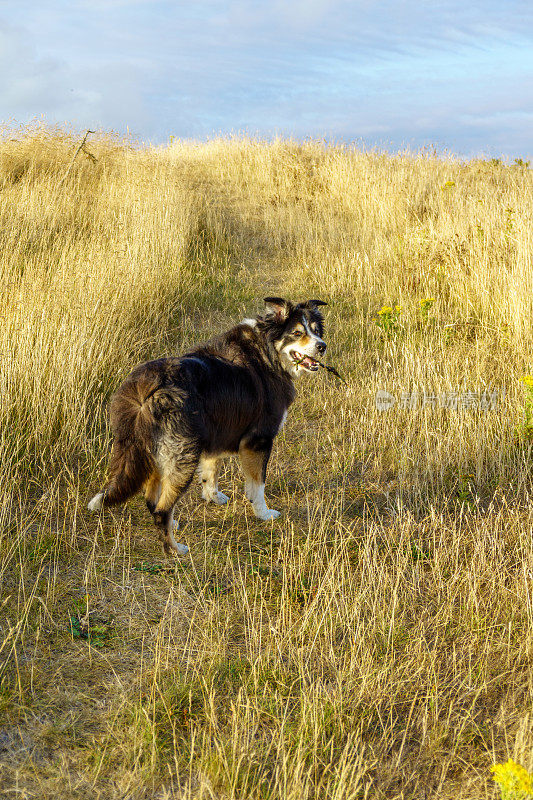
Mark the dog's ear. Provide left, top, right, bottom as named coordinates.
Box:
left=263, top=297, right=292, bottom=322
left=307, top=299, right=328, bottom=309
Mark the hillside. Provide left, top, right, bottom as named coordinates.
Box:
left=1, top=126, right=532, bottom=799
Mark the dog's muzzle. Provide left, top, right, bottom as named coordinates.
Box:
left=290, top=340, right=326, bottom=371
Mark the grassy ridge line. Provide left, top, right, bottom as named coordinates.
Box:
left=0, top=127, right=532, bottom=798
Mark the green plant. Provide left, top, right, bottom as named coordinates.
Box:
left=519, top=376, right=533, bottom=439
left=69, top=596, right=111, bottom=648
left=456, top=473, right=476, bottom=508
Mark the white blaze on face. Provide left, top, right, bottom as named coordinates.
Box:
left=303, top=317, right=324, bottom=348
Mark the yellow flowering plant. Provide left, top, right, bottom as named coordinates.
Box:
left=418, top=297, right=436, bottom=320
left=491, top=759, right=533, bottom=799
left=373, top=304, right=401, bottom=335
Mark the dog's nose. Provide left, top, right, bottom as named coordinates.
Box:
left=316, top=341, right=326, bottom=354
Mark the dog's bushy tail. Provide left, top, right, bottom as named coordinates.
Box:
left=101, top=372, right=159, bottom=506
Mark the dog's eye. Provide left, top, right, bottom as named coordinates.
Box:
left=292, top=330, right=303, bottom=337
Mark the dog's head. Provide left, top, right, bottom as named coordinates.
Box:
left=259, top=297, right=327, bottom=377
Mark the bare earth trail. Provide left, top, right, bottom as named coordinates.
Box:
left=0, top=213, right=351, bottom=799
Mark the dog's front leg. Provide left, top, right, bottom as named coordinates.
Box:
left=198, top=454, right=229, bottom=505
left=239, top=435, right=280, bottom=520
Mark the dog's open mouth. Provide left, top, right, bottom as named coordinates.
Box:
left=291, top=350, right=320, bottom=371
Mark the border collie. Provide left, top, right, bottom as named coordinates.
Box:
left=88, top=297, right=327, bottom=555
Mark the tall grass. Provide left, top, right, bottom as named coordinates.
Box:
left=1, top=125, right=532, bottom=798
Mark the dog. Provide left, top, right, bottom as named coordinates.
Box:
left=88, top=297, right=327, bottom=555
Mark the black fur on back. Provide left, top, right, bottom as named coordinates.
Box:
left=97, top=297, right=326, bottom=507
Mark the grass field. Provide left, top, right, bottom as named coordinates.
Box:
left=1, top=125, right=533, bottom=799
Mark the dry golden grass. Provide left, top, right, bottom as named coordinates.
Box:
left=1, top=124, right=533, bottom=799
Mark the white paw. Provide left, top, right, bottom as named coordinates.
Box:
left=203, top=490, right=229, bottom=505
left=212, top=491, right=229, bottom=505
left=254, top=508, right=281, bottom=521
left=168, top=523, right=188, bottom=555
left=88, top=492, right=104, bottom=512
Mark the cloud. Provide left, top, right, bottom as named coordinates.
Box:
left=0, top=16, right=152, bottom=135
left=0, top=1, right=532, bottom=156
left=0, top=22, right=64, bottom=113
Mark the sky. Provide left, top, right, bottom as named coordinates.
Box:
left=1, top=0, right=532, bottom=158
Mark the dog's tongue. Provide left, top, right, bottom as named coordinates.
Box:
left=300, top=356, right=318, bottom=370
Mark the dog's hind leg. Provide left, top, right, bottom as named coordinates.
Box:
left=239, top=435, right=280, bottom=521
left=198, top=454, right=229, bottom=505
left=145, top=469, right=182, bottom=539
left=153, top=460, right=198, bottom=556
left=88, top=491, right=105, bottom=511
left=143, top=470, right=161, bottom=515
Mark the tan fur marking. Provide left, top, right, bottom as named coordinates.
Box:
left=199, top=454, right=220, bottom=481
left=154, top=478, right=187, bottom=555
left=155, top=478, right=183, bottom=513
left=239, top=446, right=262, bottom=484
left=143, top=470, right=161, bottom=507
